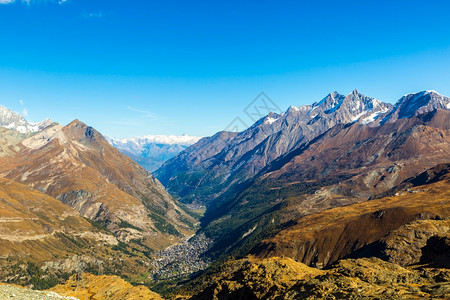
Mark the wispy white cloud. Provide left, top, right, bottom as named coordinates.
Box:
left=0, top=0, right=15, bottom=4
left=127, top=106, right=156, bottom=119
left=19, top=99, right=28, bottom=117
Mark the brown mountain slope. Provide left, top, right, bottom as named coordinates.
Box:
left=186, top=256, right=450, bottom=300
left=0, top=120, right=196, bottom=249
left=264, top=109, right=450, bottom=198
left=0, top=177, right=111, bottom=259
left=199, top=110, right=450, bottom=263
left=0, top=178, right=141, bottom=288
left=251, top=164, right=450, bottom=268
left=50, top=273, right=162, bottom=300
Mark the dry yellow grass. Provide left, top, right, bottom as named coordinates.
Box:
left=50, top=273, right=163, bottom=300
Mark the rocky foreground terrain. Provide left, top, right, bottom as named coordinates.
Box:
left=0, top=273, right=163, bottom=300
left=0, top=283, right=76, bottom=300
left=187, top=256, right=450, bottom=300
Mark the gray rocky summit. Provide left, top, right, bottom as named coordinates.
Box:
left=155, top=90, right=449, bottom=206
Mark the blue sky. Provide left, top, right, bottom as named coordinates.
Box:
left=1, top=0, right=450, bottom=138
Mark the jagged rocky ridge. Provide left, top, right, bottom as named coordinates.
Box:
left=156, top=90, right=450, bottom=266
left=0, top=105, right=53, bottom=133
left=156, top=90, right=449, bottom=206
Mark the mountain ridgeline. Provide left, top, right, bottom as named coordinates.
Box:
left=0, top=114, right=201, bottom=290
left=156, top=90, right=449, bottom=206
left=156, top=90, right=450, bottom=262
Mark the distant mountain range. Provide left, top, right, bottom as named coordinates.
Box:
left=106, top=135, right=201, bottom=172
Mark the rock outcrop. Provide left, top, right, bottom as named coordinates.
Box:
left=0, top=283, right=76, bottom=300
left=375, top=219, right=450, bottom=267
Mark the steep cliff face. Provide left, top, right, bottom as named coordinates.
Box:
left=0, top=120, right=197, bottom=249
left=375, top=219, right=450, bottom=267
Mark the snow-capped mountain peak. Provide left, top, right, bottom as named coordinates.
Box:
left=106, top=134, right=202, bottom=172
left=0, top=105, right=53, bottom=134
left=111, top=134, right=202, bottom=146
left=382, top=90, right=450, bottom=123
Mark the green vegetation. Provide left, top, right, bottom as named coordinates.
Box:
left=149, top=213, right=182, bottom=236
left=118, top=219, right=143, bottom=232
left=200, top=174, right=354, bottom=262
left=84, top=217, right=111, bottom=232
left=129, top=238, right=154, bottom=257
left=54, top=232, right=86, bottom=249
left=112, top=241, right=132, bottom=255
left=26, top=262, right=59, bottom=290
